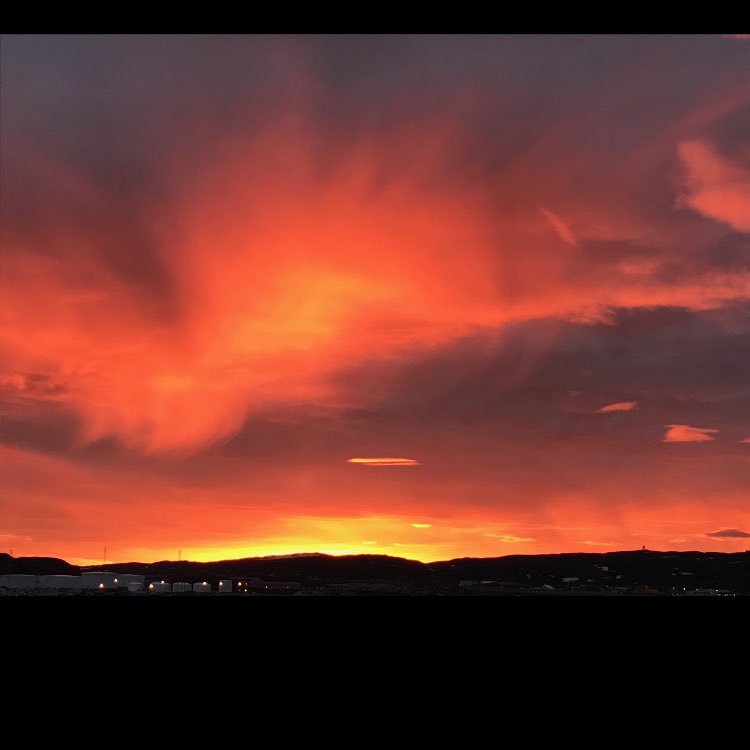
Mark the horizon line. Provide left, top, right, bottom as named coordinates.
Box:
left=4, top=547, right=749, bottom=569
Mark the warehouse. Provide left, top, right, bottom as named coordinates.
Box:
left=0, top=574, right=40, bottom=589
left=81, top=572, right=120, bottom=589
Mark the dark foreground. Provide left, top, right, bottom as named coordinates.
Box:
left=2, top=549, right=748, bottom=596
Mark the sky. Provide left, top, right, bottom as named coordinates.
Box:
left=1, top=34, right=749, bottom=564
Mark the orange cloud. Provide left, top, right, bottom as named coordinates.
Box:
left=6, top=116, right=750, bottom=456
left=597, top=401, right=638, bottom=413
left=663, top=424, right=719, bottom=443
left=677, top=139, right=750, bottom=232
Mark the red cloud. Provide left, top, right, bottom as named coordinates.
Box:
left=677, top=139, right=750, bottom=232
left=541, top=208, right=577, bottom=246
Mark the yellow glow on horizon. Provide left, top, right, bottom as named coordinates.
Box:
left=23, top=505, right=750, bottom=569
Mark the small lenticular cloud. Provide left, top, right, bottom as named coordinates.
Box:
left=411, top=523, right=432, bottom=528
left=597, top=401, right=638, bottom=414
left=663, top=424, right=719, bottom=443
left=739, top=438, right=750, bottom=444
left=347, top=457, right=421, bottom=467
left=706, top=529, right=750, bottom=538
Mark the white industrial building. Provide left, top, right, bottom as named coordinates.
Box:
left=0, top=574, right=42, bottom=589
left=1, top=571, right=240, bottom=595
left=0, top=573, right=145, bottom=591
left=114, top=574, right=145, bottom=591
left=81, top=572, right=120, bottom=589
left=1, top=574, right=85, bottom=591
left=37, top=575, right=83, bottom=590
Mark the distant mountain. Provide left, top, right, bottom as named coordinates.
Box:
left=431, top=551, right=750, bottom=592
left=0, top=553, right=78, bottom=576
left=83, top=552, right=431, bottom=583
left=3, top=550, right=749, bottom=593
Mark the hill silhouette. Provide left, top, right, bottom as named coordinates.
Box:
left=2, top=550, right=748, bottom=593
left=0, top=553, right=78, bottom=576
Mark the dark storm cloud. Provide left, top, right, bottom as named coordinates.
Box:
left=331, top=305, right=750, bottom=432
left=5, top=34, right=749, bottom=215
left=5, top=33, right=748, bottom=173
left=1, top=35, right=302, bottom=311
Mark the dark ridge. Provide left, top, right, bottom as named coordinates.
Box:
left=0, top=554, right=79, bottom=576
left=430, top=550, right=750, bottom=591
left=3, top=551, right=749, bottom=592
left=82, top=553, right=430, bottom=584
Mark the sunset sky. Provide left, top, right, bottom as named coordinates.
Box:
left=2, top=34, right=749, bottom=564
